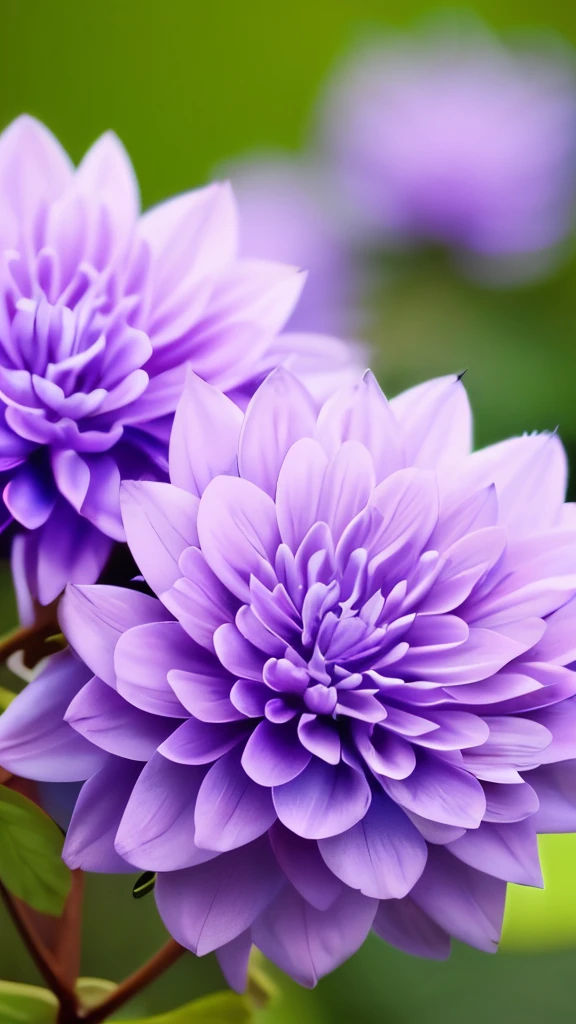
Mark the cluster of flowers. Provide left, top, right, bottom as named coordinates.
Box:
left=0, top=114, right=576, bottom=991
left=231, top=21, right=576, bottom=332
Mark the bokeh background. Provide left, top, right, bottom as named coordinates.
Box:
left=2, top=1, right=576, bottom=1020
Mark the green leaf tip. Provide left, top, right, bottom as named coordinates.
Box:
left=133, top=870, right=157, bottom=899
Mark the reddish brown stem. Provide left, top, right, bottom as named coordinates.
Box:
left=0, top=624, right=39, bottom=663
left=0, top=599, right=62, bottom=669
left=81, top=939, right=186, bottom=1024
left=0, top=880, right=78, bottom=1020
left=54, top=870, right=85, bottom=988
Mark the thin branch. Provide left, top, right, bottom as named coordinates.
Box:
left=0, top=599, right=62, bottom=669
left=81, top=939, right=186, bottom=1024
left=54, top=870, right=84, bottom=988
left=0, top=623, right=39, bottom=663
left=0, top=880, right=78, bottom=1019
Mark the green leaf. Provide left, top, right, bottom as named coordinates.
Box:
left=76, top=977, right=118, bottom=1011
left=246, top=951, right=278, bottom=1009
left=503, top=833, right=576, bottom=950
left=0, top=979, right=57, bottom=1023
left=116, top=990, right=254, bottom=1024
left=0, top=785, right=71, bottom=915
left=0, top=686, right=15, bottom=711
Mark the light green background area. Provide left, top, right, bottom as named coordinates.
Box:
left=2, top=2, right=576, bottom=1021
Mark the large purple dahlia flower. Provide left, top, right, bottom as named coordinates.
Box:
left=2, top=368, right=576, bottom=987
left=321, top=25, right=576, bottom=263
left=0, top=116, right=358, bottom=611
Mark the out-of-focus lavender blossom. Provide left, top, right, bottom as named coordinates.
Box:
left=228, top=157, right=359, bottom=336
left=0, top=116, right=361, bottom=614
left=2, top=368, right=576, bottom=986
left=320, top=25, right=576, bottom=271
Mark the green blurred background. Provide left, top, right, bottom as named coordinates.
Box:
left=2, top=0, right=576, bottom=1020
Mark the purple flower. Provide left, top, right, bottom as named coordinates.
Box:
left=2, top=368, right=576, bottom=987
left=0, top=116, right=359, bottom=612
left=321, top=25, right=576, bottom=266
left=228, top=156, right=360, bottom=337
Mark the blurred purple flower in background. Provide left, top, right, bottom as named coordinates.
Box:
left=0, top=116, right=360, bottom=614
left=228, top=156, right=359, bottom=336
left=320, top=24, right=576, bottom=272
left=2, top=367, right=576, bottom=986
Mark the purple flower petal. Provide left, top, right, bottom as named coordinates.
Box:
left=269, top=822, right=343, bottom=911
left=448, top=819, right=542, bottom=886
left=169, top=370, right=242, bottom=495
left=65, top=676, right=175, bottom=760
left=411, top=846, right=507, bottom=953
left=115, top=753, right=217, bottom=870
left=162, top=548, right=238, bottom=651
left=59, top=584, right=170, bottom=686
left=382, top=753, right=486, bottom=828
left=275, top=438, right=329, bottom=551
left=315, top=370, right=404, bottom=481
left=252, top=884, right=377, bottom=988
left=120, top=481, right=199, bottom=597
left=0, top=651, right=105, bottom=781
left=238, top=367, right=317, bottom=496
left=373, top=897, right=450, bottom=960
left=241, top=719, right=311, bottom=785
left=273, top=759, right=371, bottom=839
left=64, top=757, right=140, bottom=873
left=155, top=835, right=282, bottom=955
left=529, top=761, right=576, bottom=832
left=216, top=931, right=253, bottom=993
left=319, top=790, right=427, bottom=898
left=159, top=718, right=248, bottom=765
left=197, top=476, right=279, bottom=601
left=390, top=376, right=472, bottom=471
left=114, top=620, right=198, bottom=717
left=168, top=667, right=241, bottom=723
left=194, top=747, right=277, bottom=851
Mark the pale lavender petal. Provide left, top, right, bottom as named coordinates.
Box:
left=448, top=819, right=542, bottom=886
left=0, top=651, right=105, bottom=781
left=390, top=376, right=472, bottom=471
left=269, top=822, right=343, bottom=911
left=373, top=897, right=450, bottom=960
left=121, top=481, right=199, bottom=597
left=59, top=584, right=170, bottom=686
left=114, top=621, right=197, bottom=717
left=197, top=476, right=279, bottom=601
left=63, top=758, right=140, bottom=873
left=169, top=370, right=242, bottom=495
left=275, top=437, right=329, bottom=551
left=252, top=884, right=377, bottom=988
left=216, top=931, right=252, bottom=993
left=238, top=367, right=317, bottom=496
left=319, top=790, right=427, bottom=898
left=115, top=753, right=217, bottom=870
left=382, top=754, right=486, bottom=828
left=529, top=761, right=576, bottom=832
left=315, top=370, right=404, bottom=480
left=65, top=676, right=175, bottom=759
left=155, top=835, right=282, bottom=955
left=75, top=131, right=139, bottom=242
left=411, top=847, right=507, bottom=952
